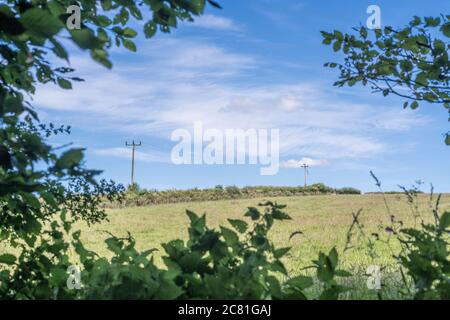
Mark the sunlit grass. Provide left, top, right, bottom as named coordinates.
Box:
left=75, top=193, right=450, bottom=299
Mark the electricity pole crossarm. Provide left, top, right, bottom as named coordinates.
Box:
left=125, top=140, right=142, bottom=185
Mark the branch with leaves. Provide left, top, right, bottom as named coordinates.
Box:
left=322, top=15, right=450, bottom=144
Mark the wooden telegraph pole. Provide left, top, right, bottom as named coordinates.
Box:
left=125, top=140, right=142, bottom=185
left=301, top=163, right=309, bottom=188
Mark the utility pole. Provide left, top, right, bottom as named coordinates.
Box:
left=125, top=140, right=142, bottom=185
left=301, top=163, right=309, bottom=188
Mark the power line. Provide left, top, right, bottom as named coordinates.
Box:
left=125, top=140, right=142, bottom=185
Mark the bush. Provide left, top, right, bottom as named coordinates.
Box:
left=114, top=184, right=362, bottom=207
left=0, top=202, right=352, bottom=300
left=336, top=187, right=362, bottom=195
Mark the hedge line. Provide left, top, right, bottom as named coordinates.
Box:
left=109, top=183, right=362, bottom=208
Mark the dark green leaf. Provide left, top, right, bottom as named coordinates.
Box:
left=20, top=8, right=63, bottom=37
left=57, top=78, right=72, bottom=89
left=55, top=148, right=84, bottom=169
left=0, top=254, right=16, bottom=265
left=227, top=219, right=247, bottom=233
left=439, top=211, right=450, bottom=229
left=123, top=39, right=137, bottom=52
left=273, top=247, right=291, bottom=259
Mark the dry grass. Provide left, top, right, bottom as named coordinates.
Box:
left=77, top=193, right=450, bottom=276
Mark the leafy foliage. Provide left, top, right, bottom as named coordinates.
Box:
left=345, top=175, right=450, bottom=300
left=0, top=201, right=351, bottom=300
left=116, top=183, right=362, bottom=207
left=396, top=211, right=450, bottom=299
left=322, top=15, right=450, bottom=143
left=1, top=0, right=221, bottom=235
left=0, top=0, right=220, bottom=299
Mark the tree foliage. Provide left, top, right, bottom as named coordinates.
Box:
left=0, top=1, right=220, bottom=232
left=322, top=15, right=450, bottom=144
left=0, top=0, right=220, bottom=298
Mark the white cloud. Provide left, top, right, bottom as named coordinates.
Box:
left=92, top=148, right=169, bottom=163
left=281, top=158, right=328, bottom=168
left=33, top=37, right=427, bottom=164
left=190, top=14, right=240, bottom=31
left=279, top=95, right=304, bottom=111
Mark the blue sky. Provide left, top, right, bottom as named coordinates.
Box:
left=35, top=0, right=450, bottom=192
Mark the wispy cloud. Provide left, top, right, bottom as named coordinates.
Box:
left=33, top=37, right=426, bottom=164
left=92, top=148, right=169, bottom=163
left=254, top=1, right=305, bottom=28
left=281, top=158, right=328, bottom=168
left=189, top=14, right=240, bottom=31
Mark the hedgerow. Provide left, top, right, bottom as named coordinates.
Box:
left=113, top=183, right=362, bottom=207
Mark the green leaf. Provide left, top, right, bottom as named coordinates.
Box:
left=273, top=247, right=291, bottom=259
left=334, top=30, right=344, bottom=41
left=70, top=28, right=99, bottom=50
left=22, top=193, right=41, bottom=209
left=424, top=16, right=440, bottom=27
left=123, top=39, right=137, bottom=52
left=328, top=247, right=338, bottom=269
left=286, top=275, right=314, bottom=289
left=360, top=27, right=368, bottom=39
left=47, top=1, right=65, bottom=16
left=400, top=60, right=413, bottom=72
left=220, top=226, right=239, bottom=246
left=227, top=219, right=247, bottom=233
left=204, top=274, right=226, bottom=298
left=333, top=40, right=342, bottom=52
left=105, top=237, right=122, bottom=255
left=55, top=148, right=84, bottom=169
left=317, top=266, right=334, bottom=282
left=101, top=0, right=113, bottom=11
left=91, top=48, right=112, bottom=69
left=50, top=39, right=69, bottom=61
left=123, top=27, right=138, bottom=38
left=441, top=23, right=450, bottom=38
left=270, top=260, right=288, bottom=275
left=186, top=210, right=200, bottom=223
left=267, top=276, right=283, bottom=299
left=272, top=209, right=291, bottom=220
left=50, top=268, right=67, bottom=286
left=20, top=8, right=63, bottom=37
left=439, top=211, right=450, bottom=229
left=410, top=101, right=419, bottom=110
left=319, top=287, right=340, bottom=300
left=178, top=252, right=202, bottom=273
left=4, top=95, right=23, bottom=114
left=0, top=254, right=16, bottom=265
left=95, top=15, right=112, bottom=27
left=156, top=279, right=183, bottom=299
left=245, top=207, right=260, bottom=220
left=57, top=78, right=72, bottom=89
left=410, top=16, right=421, bottom=27
left=162, top=258, right=182, bottom=280
left=144, top=21, right=157, bottom=39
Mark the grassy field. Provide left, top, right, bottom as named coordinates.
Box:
left=76, top=193, right=450, bottom=298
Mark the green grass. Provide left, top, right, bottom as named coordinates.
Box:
left=79, top=194, right=449, bottom=266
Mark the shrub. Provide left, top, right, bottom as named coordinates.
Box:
left=344, top=174, right=450, bottom=300
left=0, top=202, right=352, bottom=300
left=113, top=184, right=362, bottom=207
left=336, top=187, right=362, bottom=195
